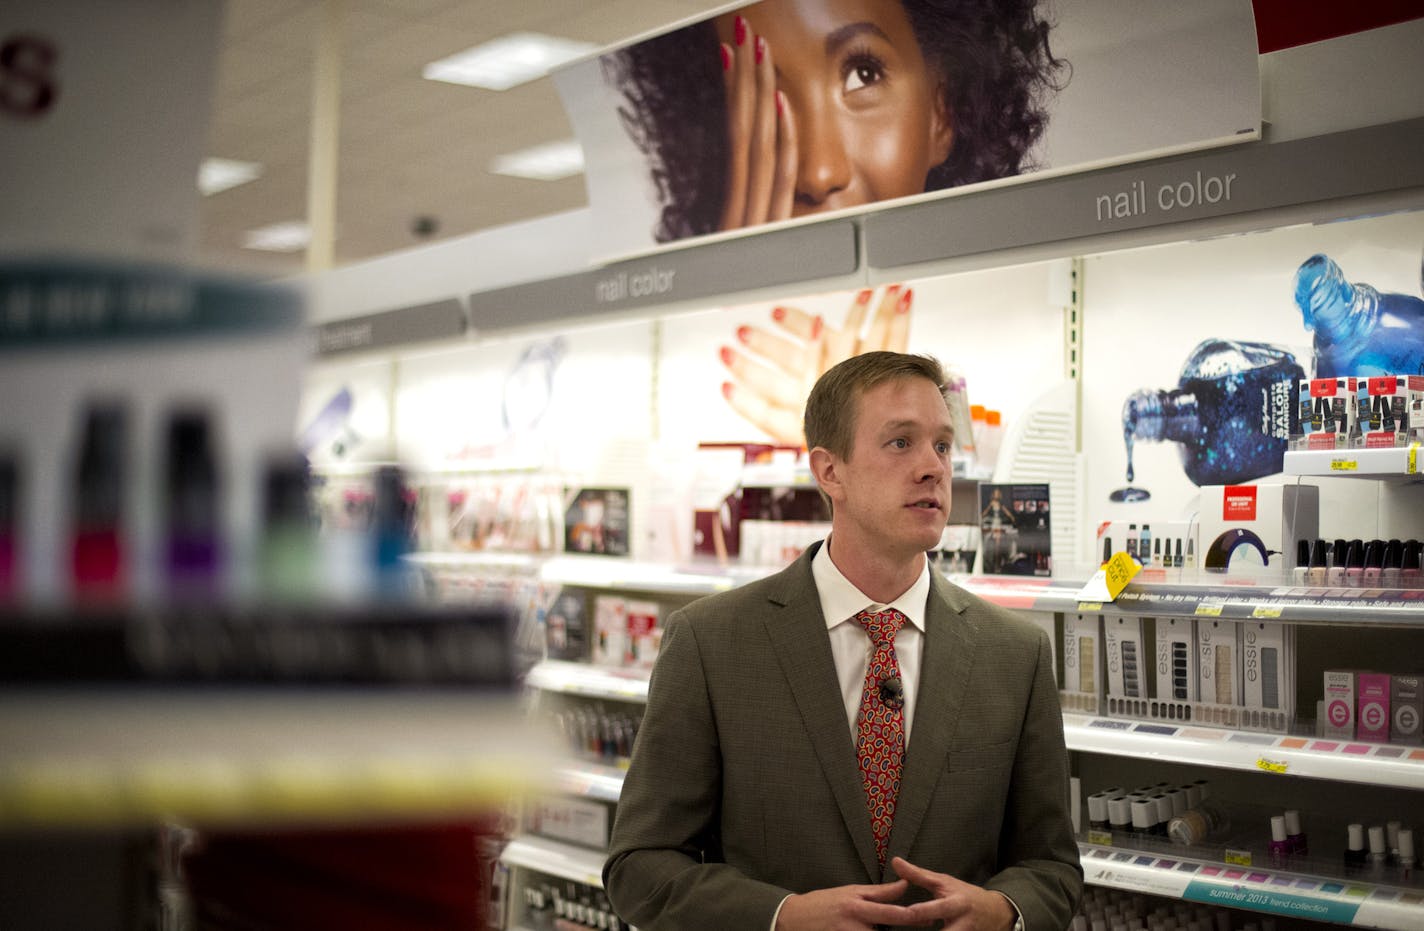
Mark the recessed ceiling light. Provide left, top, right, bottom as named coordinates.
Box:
left=422, top=32, right=597, bottom=91
left=199, top=158, right=263, bottom=196
left=489, top=139, right=585, bottom=181
left=243, top=221, right=311, bottom=252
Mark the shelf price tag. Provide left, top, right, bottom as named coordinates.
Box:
left=1410, top=443, right=1419, bottom=475
left=1195, top=603, right=1224, bottom=617
left=1223, top=849, right=1253, bottom=867
left=1329, top=458, right=1358, bottom=472
left=1256, top=756, right=1289, bottom=774
left=1252, top=606, right=1283, bottom=618
left=1086, top=829, right=1113, bottom=846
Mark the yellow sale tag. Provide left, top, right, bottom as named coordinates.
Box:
left=1410, top=443, right=1419, bottom=475
left=1252, top=606, right=1283, bottom=618
left=1087, top=830, right=1113, bottom=846
left=1330, top=459, right=1358, bottom=472
left=1104, top=551, right=1140, bottom=599
left=1224, top=849, right=1253, bottom=867
left=1077, top=602, right=1104, bottom=612
left=1256, top=757, right=1289, bottom=774
left=1195, top=603, right=1224, bottom=617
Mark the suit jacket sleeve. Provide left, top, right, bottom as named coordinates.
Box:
left=982, top=627, right=1083, bottom=930
left=603, top=609, right=789, bottom=930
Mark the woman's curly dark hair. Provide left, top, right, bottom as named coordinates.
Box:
left=603, top=0, right=1067, bottom=243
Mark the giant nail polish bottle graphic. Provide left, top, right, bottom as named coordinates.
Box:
left=163, top=408, right=223, bottom=599
left=1117, top=339, right=1304, bottom=494
left=71, top=401, right=128, bottom=602
left=1295, top=253, right=1424, bottom=378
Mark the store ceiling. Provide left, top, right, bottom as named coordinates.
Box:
left=199, top=0, right=715, bottom=277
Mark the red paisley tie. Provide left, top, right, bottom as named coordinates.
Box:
left=855, top=607, right=906, bottom=866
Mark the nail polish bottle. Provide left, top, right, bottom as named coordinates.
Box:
left=1403, top=541, right=1423, bottom=588
left=71, top=401, right=129, bottom=603
left=1345, top=540, right=1365, bottom=588
left=1269, top=815, right=1291, bottom=866
left=1398, top=828, right=1416, bottom=880
left=1362, top=540, right=1385, bottom=587
left=1327, top=537, right=1349, bottom=587
left=258, top=454, right=318, bottom=604
left=1386, top=821, right=1402, bottom=864
left=1307, top=539, right=1329, bottom=585
left=1174, top=538, right=1184, bottom=569
left=163, top=408, right=223, bottom=600
left=1344, top=823, right=1367, bottom=874
left=1367, top=825, right=1389, bottom=879
left=1284, top=808, right=1308, bottom=856
left=1108, top=796, right=1132, bottom=834
left=1127, top=524, right=1139, bottom=562
left=1087, top=792, right=1111, bottom=831
left=1293, top=540, right=1310, bottom=583
left=1382, top=541, right=1404, bottom=589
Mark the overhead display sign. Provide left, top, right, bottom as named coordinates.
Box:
left=555, top=0, right=1260, bottom=260
left=313, top=297, right=467, bottom=356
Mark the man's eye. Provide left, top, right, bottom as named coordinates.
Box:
left=890, top=438, right=908, bottom=449
left=935, top=442, right=951, bottom=455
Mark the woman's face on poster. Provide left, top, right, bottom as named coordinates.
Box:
left=715, top=0, right=953, bottom=216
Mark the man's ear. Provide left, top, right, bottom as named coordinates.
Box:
left=808, top=446, right=843, bottom=503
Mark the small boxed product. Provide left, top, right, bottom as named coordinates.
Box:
left=1357, top=375, right=1424, bottom=448
left=1198, top=484, right=1318, bottom=575
left=1391, top=674, right=1423, bottom=744
left=1322, top=669, right=1356, bottom=739
left=625, top=599, right=662, bottom=670
left=1197, top=619, right=1242, bottom=707
left=1153, top=617, right=1197, bottom=704
left=1241, top=621, right=1294, bottom=731
left=591, top=595, right=629, bottom=667
left=1062, top=613, right=1103, bottom=711
left=1296, top=376, right=1357, bottom=449
left=1356, top=672, right=1391, bottom=743
left=1104, top=616, right=1147, bottom=702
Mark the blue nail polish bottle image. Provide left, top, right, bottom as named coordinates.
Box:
left=1294, top=253, right=1424, bottom=378
left=1121, top=339, right=1304, bottom=487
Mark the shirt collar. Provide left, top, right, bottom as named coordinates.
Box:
left=812, top=536, right=929, bottom=632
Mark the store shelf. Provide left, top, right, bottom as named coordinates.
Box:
left=954, top=574, right=1424, bottom=627
left=407, top=551, right=545, bottom=573
left=0, top=689, right=554, bottom=828
left=526, top=660, right=651, bottom=703
left=537, top=556, right=766, bottom=597
left=553, top=760, right=627, bottom=804
left=501, top=835, right=607, bottom=888
left=1284, top=447, right=1423, bottom=479
left=1064, top=714, right=1424, bottom=790
left=1080, top=842, right=1424, bottom=930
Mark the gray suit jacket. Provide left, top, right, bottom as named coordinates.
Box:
left=604, top=542, right=1082, bottom=930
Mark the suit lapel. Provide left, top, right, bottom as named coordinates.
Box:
left=763, top=545, right=881, bottom=881
left=886, top=574, right=977, bottom=862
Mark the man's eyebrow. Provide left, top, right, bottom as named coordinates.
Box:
left=824, top=21, right=891, bottom=56
left=879, top=419, right=954, bottom=435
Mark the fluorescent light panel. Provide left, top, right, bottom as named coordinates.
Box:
left=489, top=139, right=585, bottom=181
left=423, top=32, right=597, bottom=90
left=243, top=221, right=311, bottom=252
left=199, top=157, right=263, bottom=195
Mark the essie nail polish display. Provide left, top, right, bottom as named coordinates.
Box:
left=1294, top=252, right=1424, bottom=378
left=1121, top=339, right=1304, bottom=488
left=71, top=401, right=128, bottom=602
left=163, top=408, right=223, bottom=599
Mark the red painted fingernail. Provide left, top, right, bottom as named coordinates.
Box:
left=856, top=289, right=873, bottom=305
left=885, top=283, right=901, bottom=295
left=722, top=381, right=735, bottom=400
left=755, top=35, right=765, bottom=64
left=811, top=315, right=823, bottom=340
left=898, top=288, right=913, bottom=312
left=720, top=43, right=731, bottom=72
left=720, top=345, right=735, bottom=365
left=735, top=16, right=747, bottom=46
left=736, top=325, right=751, bottom=343
left=771, top=306, right=786, bottom=322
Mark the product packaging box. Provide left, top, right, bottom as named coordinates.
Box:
left=591, top=595, right=628, bottom=667
left=1391, top=674, right=1423, bottom=744
left=1241, top=621, right=1294, bottom=731
left=1356, top=672, right=1392, bottom=743
left=1062, top=613, right=1103, bottom=711
left=544, top=589, right=589, bottom=662
left=1105, top=616, right=1147, bottom=701
left=1322, top=669, right=1356, bottom=739
left=1198, top=484, right=1319, bottom=575
left=1197, top=619, right=1242, bottom=707
left=1357, top=375, right=1424, bottom=448
left=1296, top=377, right=1358, bottom=449
left=625, top=599, right=662, bottom=670
left=1153, top=617, right=1197, bottom=704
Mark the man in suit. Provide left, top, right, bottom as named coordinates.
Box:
left=604, top=352, right=1082, bottom=930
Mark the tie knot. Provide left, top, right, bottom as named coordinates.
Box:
left=856, top=608, right=905, bottom=646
